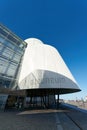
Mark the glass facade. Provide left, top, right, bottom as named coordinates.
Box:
left=0, top=24, right=27, bottom=90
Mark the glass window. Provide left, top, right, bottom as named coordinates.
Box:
left=0, top=28, right=8, bottom=37
left=6, top=68, right=16, bottom=76
left=15, top=47, right=23, bottom=55
left=0, top=24, right=26, bottom=88
left=0, top=42, right=4, bottom=51
left=3, top=80, right=11, bottom=88
left=0, top=58, right=9, bottom=74
left=4, top=40, right=15, bottom=50
left=0, top=66, right=6, bottom=74
left=2, top=47, right=14, bottom=59
left=6, top=63, right=17, bottom=77
left=0, top=57, right=18, bottom=77
left=12, top=53, right=21, bottom=62
left=0, top=36, right=5, bottom=43
left=7, top=34, right=17, bottom=43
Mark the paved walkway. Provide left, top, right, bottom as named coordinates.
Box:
left=0, top=107, right=87, bottom=130
left=0, top=110, right=57, bottom=130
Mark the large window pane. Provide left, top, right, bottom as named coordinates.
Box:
left=12, top=53, right=21, bottom=62
left=2, top=47, right=14, bottom=59
left=0, top=36, right=5, bottom=43
left=0, top=58, right=8, bottom=74
left=7, top=34, right=17, bottom=43
left=15, top=47, right=23, bottom=55
left=0, top=28, right=8, bottom=37
left=6, top=63, right=17, bottom=76
left=6, top=68, right=16, bottom=77
left=4, top=40, right=15, bottom=50
left=0, top=42, right=4, bottom=51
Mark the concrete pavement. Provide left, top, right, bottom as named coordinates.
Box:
left=0, top=107, right=87, bottom=130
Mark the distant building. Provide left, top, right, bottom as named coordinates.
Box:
left=84, top=96, right=87, bottom=101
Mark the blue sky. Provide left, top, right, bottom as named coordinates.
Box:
left=0, top=0, right=87, bottom=100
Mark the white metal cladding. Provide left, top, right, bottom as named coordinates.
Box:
left=18, top=38, right=80, bottom=91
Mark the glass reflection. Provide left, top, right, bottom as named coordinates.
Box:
left=0, top=24, right=27, bottom=89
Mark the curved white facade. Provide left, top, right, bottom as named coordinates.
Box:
left=18, top=38, right=80, bottom=93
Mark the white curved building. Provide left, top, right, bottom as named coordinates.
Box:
left=18, top=38, right=80, bottom=95
left=0, top=24, right=80, bottom=108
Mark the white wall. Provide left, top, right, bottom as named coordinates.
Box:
left=18, top=38, right=80, bottom=91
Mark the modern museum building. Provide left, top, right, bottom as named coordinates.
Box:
left=0, top=24, right=81, bottom=110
